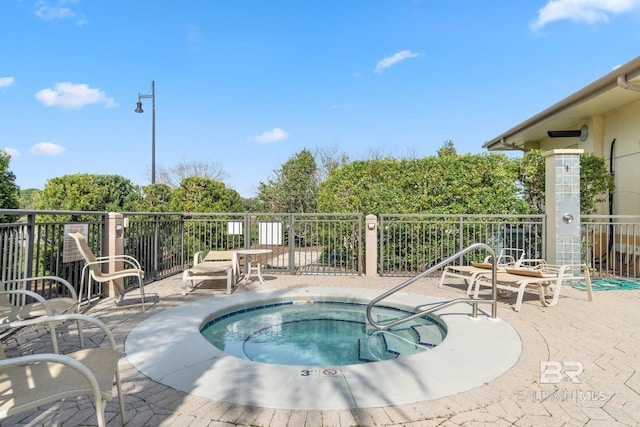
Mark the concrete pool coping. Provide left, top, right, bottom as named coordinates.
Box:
left=125, top=287, right=522, bottom=410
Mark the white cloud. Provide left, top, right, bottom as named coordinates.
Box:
left=35, top=82, right=115, bottom=109
left=250, top=128, right=289, bottom=143
left=3, top=147, right=20, bottom=157
left=30, top=142, right=66, bottom=156
left=531, top=0, right=640, bottom=29
left=374, top=50, right=422, bottom=73
left=0, top=77, right=16, bottom=89
left=34, top=0, right=86, bottom=26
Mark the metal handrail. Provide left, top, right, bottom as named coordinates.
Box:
left=366, top=243, right=498, bottom=330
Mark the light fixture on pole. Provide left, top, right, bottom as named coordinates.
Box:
left=135, top=80, right=156, bottom=184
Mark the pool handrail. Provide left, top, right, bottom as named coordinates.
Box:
left=366, top=243, right=498, bottom=330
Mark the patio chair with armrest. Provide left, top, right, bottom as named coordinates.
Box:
left=69, top=232, right=146, bottom=310
left=0, top=313, right=125, bottom=427
left=1, top=276, right=81, bottom=353
left=473, top=263, right=593, bottom=312
left=438, top=248, right=525, bottom=294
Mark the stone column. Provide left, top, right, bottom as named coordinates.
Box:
left=104, top=212, right=126, bottom=298
left=543, top=149, right=583, bottom=266
left=365, top=214, right=378, bottom=277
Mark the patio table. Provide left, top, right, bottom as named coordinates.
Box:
left=236, top=249, right=273, bottom=284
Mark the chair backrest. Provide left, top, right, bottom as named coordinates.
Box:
left=68, top=232, right=101, bottom=276
left=204, top=251, right=235, bottom=262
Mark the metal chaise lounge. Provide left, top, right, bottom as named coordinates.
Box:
left=438, top=248, right=525, bottom=294
left=182, top=250, right=239, bottom=295
left=473, top=263, right=594, bottom=311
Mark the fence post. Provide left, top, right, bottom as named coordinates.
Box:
left=105, top=212, right=126, bottom=298
left=365, top=214, right=378, bottom=277
left=544, top=149, right=583, bottom=266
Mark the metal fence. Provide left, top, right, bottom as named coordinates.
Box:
left=0, top=211, right=363, bottom=302
left=179, top=213, right=363, bottom=275
left=2, top=210, right=639, bottom=304
left=379, top=214, right=546, bottom=276
left=0, top=211, right=106, bottom=302
left=582, top=215, right=640, bottom=278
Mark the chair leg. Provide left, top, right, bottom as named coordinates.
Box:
left=514, top=282, right=528, bottom=312
left=181, top=270, right=189, bottom=296
left=438, top=270, right=447, bottom=288
left=115, top=369, right=126, bottom=425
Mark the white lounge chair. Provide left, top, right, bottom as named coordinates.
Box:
left=438, top=248, right=525, bottom=294
left=182, top=250, right=238, bottom=295
left=473, top=263, right=594, bottom=311
left=0, top=313, right=125, bottom=427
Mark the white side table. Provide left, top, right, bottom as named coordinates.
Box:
left=236, top=249, right=273, bottom=284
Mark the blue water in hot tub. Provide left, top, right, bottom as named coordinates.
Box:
left=200, top=301, right=447, bottom=366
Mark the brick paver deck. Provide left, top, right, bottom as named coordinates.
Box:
left=2, top=272, right=639, bottom=426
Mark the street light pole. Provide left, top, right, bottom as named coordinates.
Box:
left=135, top=80, right=156, bottom=184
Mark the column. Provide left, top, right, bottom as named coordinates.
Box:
left=543, top=149, right=583, bottom=266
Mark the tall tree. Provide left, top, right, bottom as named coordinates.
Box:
left=0, top=150, right=20, bottom=223
left=314, top=145, right=350, bottom=182
left=257, top=149, right=319, bottom=213
left=155, top=158, right=228, bottom=188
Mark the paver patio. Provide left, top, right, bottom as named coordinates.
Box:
left=2, top=272, right=639, bottom=426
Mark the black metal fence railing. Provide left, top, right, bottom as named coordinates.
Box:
left=2, top=210, right=639, bottom=305
left=0, top=211, right=364, bottom=302
left=582, top=215, right=640, bottom=278
left=379, top=214, right=546, bottom=276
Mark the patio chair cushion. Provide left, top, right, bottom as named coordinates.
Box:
left=470, top=262, right=492, bottom=269
left=504, top=268, right=545, bottom=278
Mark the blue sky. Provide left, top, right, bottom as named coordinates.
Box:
left=1, top=0, right=640, bottom=198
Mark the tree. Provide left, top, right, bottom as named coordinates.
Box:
left=257, top=149, right=319, bottom=213
left=170, top=176, right=243, bottom=213
left=135, top=183, right=173, bottom=212
left=314, top=145, right=350, bottom=182
left=19, top=188, right=41, bottom=210
left=0, top=150, right=20, bottom=223
left=517, top=150, right=614, bottom=214
left=155, top=158, right=228, bottom=188
left=37, top=174, right=140, bottom=213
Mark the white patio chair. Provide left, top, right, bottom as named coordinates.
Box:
left=1, top=276, right=81, bottom=353
left=68, top=232, right=146, bottom=310
left=0, top=313, right=125, bottom=427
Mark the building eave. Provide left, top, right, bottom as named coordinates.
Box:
left=484, top=55, right=640, bottom=151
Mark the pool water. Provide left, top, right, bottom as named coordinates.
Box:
left=200, top=301, right=446, bottom=366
